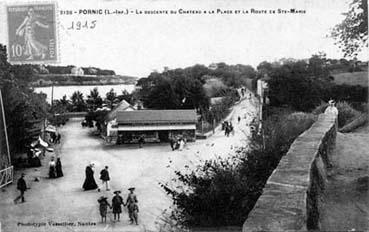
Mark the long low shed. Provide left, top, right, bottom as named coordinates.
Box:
left=110, top=110, right=197, bottom=144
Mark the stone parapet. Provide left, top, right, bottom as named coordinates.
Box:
left=243, top=113, right=337, bottom=231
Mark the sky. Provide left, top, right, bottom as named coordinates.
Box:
left=0, top=0, right=367, bottom=77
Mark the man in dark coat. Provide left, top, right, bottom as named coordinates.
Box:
left=14, top=173, right=28, bottom=204
left=99, top=166, right=110, bottom=191
left=82, top=164, right=98, bottom=191
left=112, top=191, right=124, bottom=221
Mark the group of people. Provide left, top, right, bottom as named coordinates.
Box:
left=97, top=188, right=139, bottom=225
left=169, top=136, right=187, bottom=151
left=82, top=164, right=111, bottom=191
left=240, top=87, right=252, bottom=99
left=222, top=121, right=234, bottom=137
left=81, top=163, right=140, bottom=224
left=50, top=132, right=61, bottom=144
left=27, top=147, right=42, bottom=167
left=48, top=157, right=63, bottom=178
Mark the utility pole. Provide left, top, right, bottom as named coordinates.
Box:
left=50, top=83, right=54, bottom=107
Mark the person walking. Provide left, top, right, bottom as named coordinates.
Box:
left=48, top=157, right=56, bottom=178
left=99, top=166, right=110, bottom=191
left=98, top=196, right=111, bottom=223
left=169, top=137, right=175, bottom=151
left=55, top=133, right=61, bottom=144
left=179, top=138, right=185, bottom=151
left=138, top=135, right=144, bottom=148
left=82, top=163, right=98, bottom=191
left=238, top=116, right=241, bottom=123
left=225, top=125, right=230, bottom=137
left=126, top=187, right=138, bottom=224
left=55, top=157, right=63, bottom=178
left=112, top=190, right=124, bottom=221
left=14, top=173, right=28, bottom=204
left=230, top=123, right=234, bottom=136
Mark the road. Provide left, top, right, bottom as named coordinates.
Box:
left=0, top=90, right=257, bottom=232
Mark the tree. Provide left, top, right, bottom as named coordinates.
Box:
left=267, top=60, right=325, bottom=111
left=256, top=61, right=273, bottom=78
left=105, top=88, right=117, bottom=109
left=117, top=89, right=133, bottom=104
left=86, top=87, right=103, bottom=110
left=145, top=78, right=180, bottom=109
left=331, top=0, right=368, bottom=57
left=70, top=91, right=86, bottom=112
left=52, top=95, right=71, bottom=113
left=0, top=44, right=48, bottom=154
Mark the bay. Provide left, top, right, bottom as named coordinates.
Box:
left=34, top=84, right=136, bottom=104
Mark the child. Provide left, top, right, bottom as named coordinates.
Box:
left=112, top=191, right=124, bottom=221
left=97, top=196, right=111, bottom=223
left=129, top=202, right=139, bottom=225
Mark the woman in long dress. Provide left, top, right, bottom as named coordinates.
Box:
left=82, top=164, right=98, bottom=190
left=48, top=157, right=56, bottom=178
left=55, top=157, right=63, bottom=177
left=15, top=7, right=49, bottom=60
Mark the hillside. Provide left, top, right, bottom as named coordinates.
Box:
left=31, top=74, right=137, bottom=87
left=331, top=71, right=368, bottom=87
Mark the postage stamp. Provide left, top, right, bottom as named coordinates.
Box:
left=6, top=3, right=58, bottom=64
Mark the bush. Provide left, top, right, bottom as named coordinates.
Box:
left=336, top=101, right=360, bottom=128
left=263, top=112, right=316, bottom=153
left=161, top=110, right=316, bottom=228
left=329, top=84, right=368, bottom=103
left=311, top=102, right=327, bottom=115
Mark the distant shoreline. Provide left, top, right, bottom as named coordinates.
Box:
left=32, top=81, right=136, bottom=88
left=30, top=74, right=138, bottom=87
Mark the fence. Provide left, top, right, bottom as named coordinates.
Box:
left=0, top=166, right=13, bottom=188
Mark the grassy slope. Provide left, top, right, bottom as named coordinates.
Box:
left=331, top=71, right=368, bottom=87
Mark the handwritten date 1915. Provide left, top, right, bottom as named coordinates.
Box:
left=67, top=20, right=97, bottom=30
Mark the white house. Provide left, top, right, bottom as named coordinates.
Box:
left=71, top=66, right=84, bottom=76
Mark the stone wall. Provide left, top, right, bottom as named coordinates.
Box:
left=243, top=113, right=337, bottom=231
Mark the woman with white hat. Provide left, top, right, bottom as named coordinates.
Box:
left=324, top=99, right=338, bottom=116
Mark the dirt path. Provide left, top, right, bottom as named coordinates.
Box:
left=320, top=131, right=369, bottom=231
left=0, top=90, right=257, bottom=232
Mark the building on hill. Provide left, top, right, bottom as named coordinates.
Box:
left=107, top=109, right=197, bottom=144
left=208, top=63, right=218, bottom=70
left=71, top=66, right=84, bottom=75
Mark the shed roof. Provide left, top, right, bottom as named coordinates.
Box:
left=116, top=110, right=197, bottom=124
left=106, top=100, right=134, bottom=121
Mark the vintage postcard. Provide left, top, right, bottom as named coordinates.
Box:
left=0, top=0, right=367, bottom=232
